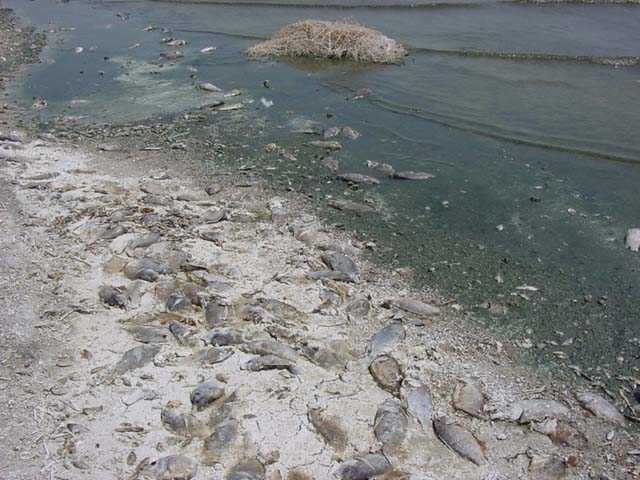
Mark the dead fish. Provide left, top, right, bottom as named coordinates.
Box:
left=323, top=126, right=341, bottom=139
left=528, top=454, right=568, bottom=480
left=391, top=298, right=440, bottom=317
left=308, top=408, right=347, bottom=452
left=307, top=270, right=355, bottom=283
left=182, top=283, right=210, bottom=307
left=204, top=209, right=229, bottom=223
left=433, top=417, right=486, bottom=466
left=369, top=355, right=403, bottom=395
left=240, top=340, right=298, bottom=361
left=342, top=126, right=360, bottom=140
left=143, top=454, right=197, bottom=480
left=374, top=398, right=407, bottom=452
left=199, top=230, right=223, bottom=246
left=160, top=51, right=183, bottom=60
left=100, top=224, right=127, bottom=240
left=452, top=380, right=486, bottom=419
left=302, top=345, right=343, bottom=369
left=366, top=160, right=395, bottom=175
left=226, top=458, right=265, bottom=480
left=322, top=156, right=340, bottom=172
left=208, top=329, right=245, bottom=346
left=321, top=252, right=359, bottom=276
left=138, top=257, right=172, bottom=274
left=577, top=392, right=625, bottom=425
left=400, top=380, right=432, bottom=430
left=242, top=354, right=297, bottom=373
left=309, top=140, right=341, bottom=150
left=391, top=171, right=435, bottom=181
left=200, top=347, right=234, bottom=365
left=346, top=295, right=370, bottom=320
left=335, top=454, right=391, bottom=480
left=370, top=322, right=405, bottom=356
left=190, top=380, right=225, bottom=410
left=99, top=286, right=128, bottom=308
left=115, top=345, right=160, bottom=374
left=337, top=173, right=380, bottom=185
left=498, top=399, right=570, bottom=424
left=127, top=232, right=160, bottom=250
left=125, top=267, right=159, bottom=282
left=205, top=299, right=229, bottom=327
left=200, top=46, right=217, bottom=53
left=169, top=321, right=195, bottom=345
left=128, top=326, right=171, bottom=344
left=254, top=298, right=306, bottom=321
left=202, top=414, right=238, bottom=464
left=197, top=82, right=221, bottom=92
left=327, top=198, right=375, bottom=214
left=160, top=406, right=197, bottom=436
left=166, top=292, right=193, bottom=314
left=534, top=418, right=588, bottom=449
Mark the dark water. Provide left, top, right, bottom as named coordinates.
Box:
left=7, top=0, right=640, bottom=382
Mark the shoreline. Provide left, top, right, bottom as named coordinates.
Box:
left=1, top=4, right=639, bottom=480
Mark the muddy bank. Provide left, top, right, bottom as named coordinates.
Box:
left=1, top=4, right=640, bottom=480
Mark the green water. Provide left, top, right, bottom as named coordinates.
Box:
left=6, top=0, right=640, bottom=385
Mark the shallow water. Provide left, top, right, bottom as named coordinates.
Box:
left=7, top=0, right=640, bottom=381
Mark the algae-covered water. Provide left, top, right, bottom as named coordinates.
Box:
left=6, top=0, right=640, bottom=381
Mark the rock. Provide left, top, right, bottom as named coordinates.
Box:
left=128, top=326, right=172, bottom=344
left=205, top=299, right=229, bottom=327
left=577, top=392, right=625, bottom=425
left=400, top=380, right=432, bottom=430
left=226, top=458, right=265, bottom=480
left=115, top=345, right=160, bottom=374
left=99, top=285, right=128, bottom=308
left=242, top=354, right=297, bottom=373
left=391, top=171, right=435, bottom=181
left=337, top=173, right=380, bottom=185
left=433, top=417, right=486, bottom=466
left=366, top=160, right=395, bottom=175
left=142, top=455, right=197, bottom=480
left=370, top=322, right=405, bottom=356
left=374, top=398, right=407, bottom=452
left=309, top=140, right=341, bottom=150
left=391, top=298, right=440, bottom=317
left=240, top=340, right=298, bottom=361
left=191, top=380, right=225, bottom=410
left=308, top=408, right=348, bottom=452
left=625, top=228, right=640, bottom=251
left=528, top=454, right=568, bottom=480
left=335, top=454, right=391, bottom=480
left=327, top=198, right=375, bottom=214
left=497, top=399, right=569, bottom=424
left=369, top=355, right=403, bottom=395
left=452, top=380, right=485, bottom=418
